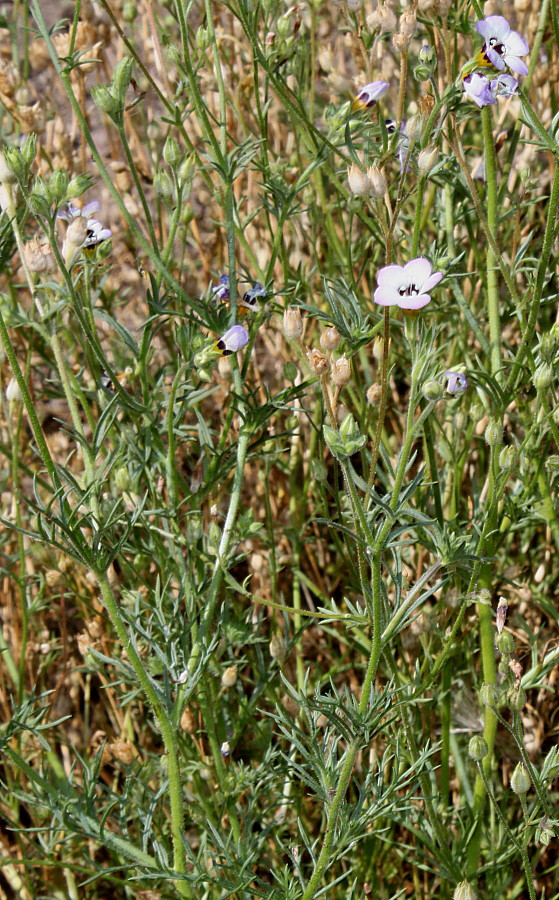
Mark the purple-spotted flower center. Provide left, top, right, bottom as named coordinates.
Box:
left=398, top=282, right=420, bottom=297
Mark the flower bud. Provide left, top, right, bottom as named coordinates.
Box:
left=91, top=84, right=118, bottom=116
left=163, top=135, right=181, bottom=168
left=0, top=149, right=18, bottom=184
left=112, top=56, right=133, bottom=106
left=468, top=735, right=489, bottom=760
left=114, top=466, right=132, bottom=492
left=49, top=168, right=69, bottom=201
left=419, top=43, right=436, bottom=65
left=498, top=446, right=516, bottom=470
left=453, top=882, right=477, bottom=900
left=422, top=380, right=443, bottom=401
left=269, top=633, right=287, bottom=661
left=154, top=170, right=174, bottom=197
left=331, top=355, right=351, bottom=388
left=307, top=348, right=330, bottom=377
left=323, top=414, right=366, bottom=459
left=5, top=377, right=21, bottom=404
left=221, top=665, right=238, bottom=688
left=366, top=164, right=387, bottom=198
left=507, top=684, right=526, bottom=710
left=484, top=419, right=501, bottom=446
left=496, top=631, right=514, bottom=657
left=510, top=762, right=530, bottom=794
left=283, top=307, right=303, bottom=341
left=367, top=383, right=383, bottom=405
left=479, top=683, right=498, bottom=707
left=320, top=327, right=341, bottom=351
left=347, top=164, right=369, bottom=197
left=404, top=113, right=423, bottom=142
left=417, top=147, right=438, bottom=175
left=533, top=362, right=553, bottom=391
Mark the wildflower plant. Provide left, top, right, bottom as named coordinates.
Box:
left=0, top=1, right=558, bottom=899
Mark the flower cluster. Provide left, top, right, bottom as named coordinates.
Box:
left=462, top=16, right=529, bottom=108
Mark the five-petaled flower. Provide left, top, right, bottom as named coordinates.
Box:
left=374, top=258, right=443, bottom=310
left=476, top=16, right=529, bottom=76
left=445, top=370, right=469, bottom=394
left=353, top=80, right=389, bottom=109
left=462, top=72, right=518, bottom=107
left=216, top=325, right=249, bottom=356
left=57, top=201, right=112, bottom=247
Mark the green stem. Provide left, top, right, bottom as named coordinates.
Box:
left=96, top=571, right=191, bottom=898
left=481, top=106, right=501, bottom=382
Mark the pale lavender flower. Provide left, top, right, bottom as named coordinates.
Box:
left=476, top=15, right=529, bottom=76
left=216, top=325, right=249, bottom=356
left=212, top=274, right=230, bottom=302
left=241, top=282, right=267, bottom=310
left=444, top=370, right=469, bottom=394
left=490, top=73, right=519, bottom=99
left=57, top=200, right=112, bottom=247
left=374, top=258, right=443, bottom=310
left=354, top=80, right=389, bottom=109
left=462, top=73, right=496, bottom=108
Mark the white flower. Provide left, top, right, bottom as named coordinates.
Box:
left=374, top=257, right=443, bottom=310
left=476, top=16, right=529, bottom=76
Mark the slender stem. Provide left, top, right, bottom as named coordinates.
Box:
left=481, top=106, right=501, bottom=382
left=96, top=571, right=191, bottom=898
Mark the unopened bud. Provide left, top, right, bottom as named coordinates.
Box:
left=546, top=455, right=559, bottom=472
left=484, top=419, right=501, bottom=446
left=366, top=164, right=387, bottom=197
left=510, top=762, right=530, bottom=794
left=163, top=136, right=181, bottom=167
left=417, top=147, right=438, bottom=175
left=347, top=163, right=369, bottom=197
left=367, top=383, right=383, bottom=405
left=404, top=113, right=423, bottom=142
left=498, top=446, right=516, bottom=470
left=422, top=379, right=443, bottom=401
left=496, top=631, right=514, bottom=657
left=468, top=735, right=489, bottom=760
left=533, top=362, right=553, bottom=391
left=0, top=150, right=16, bottom=184
left=479, top=683, right=498, bottom=707
left=307, top=348, right=330, bottom=377
left=221, top=665, right=238, bottom=688
left=331, top=355, right=351, bottom=388
left=507, top=684, right=526, bottom=709
left=5, top=377, right=21, bottom=403
left=269, top=633, right=287, bottom=661
left=283, top=307, right=304, bottom=341
left=320, top=327, right=341, bottom=351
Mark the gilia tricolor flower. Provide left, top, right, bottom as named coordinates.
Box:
left=216, top=325, right=249, bottom=356
left=462, top=72, right=518, bottom=107
left=444, top=370, right=469, bottom=394
left=374, top=258, right=443, bottom=310
left=353, top=80, right=389, bottom=109
left=475, top=16, right=529, bottom=76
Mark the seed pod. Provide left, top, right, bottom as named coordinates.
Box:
left=221, top=665, right=238, bottom=688
left=283, top=307, right=304, bottom=341
left=320, top=327, right=341, bottom=351
left=331, top=355, right=351, bottom=388
left=468, top=736, right=489, bottom=760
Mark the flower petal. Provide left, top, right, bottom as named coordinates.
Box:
left=373, top=285, right=398, bottom=306
left=504, top=29, right=529, bottom=57
left=376, top=264, right=406, bottom=289
left=422, top=271, right=443, bottom=293
left=476, top=15, right=510, bottom=41
left=504, top=55, right=528, bottom=76
left=82, top=200, right=101, bottom=217
left=398, top=292, right=432, bottom=310
left=403, top=257, right=432, bottom=284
